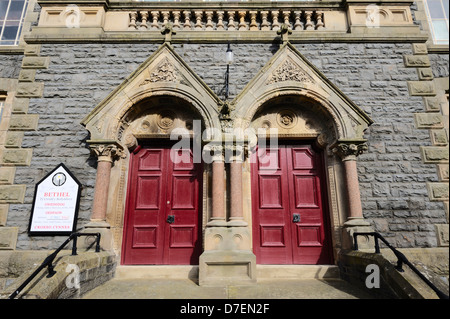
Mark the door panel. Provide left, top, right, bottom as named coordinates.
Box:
left=252, top=143, right=332, bottom=265
left=122, top=145, right=202, bottom=265
left=252, top=146, right=293, bottom=264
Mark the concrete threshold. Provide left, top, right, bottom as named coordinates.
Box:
left=114, top=265, right=339, bottom=280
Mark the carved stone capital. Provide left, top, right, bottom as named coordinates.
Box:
left=88, top=140, right=126, bottom=163
left=224, top=143, right=248, bottom=163
left=333, top=140, right=368, bottom=161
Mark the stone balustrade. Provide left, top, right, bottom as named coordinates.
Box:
left=128, top=9, right=325, bottom=31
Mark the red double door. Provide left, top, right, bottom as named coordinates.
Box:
left=251, top=143, right=333, bottom=264
left=122, top=145, right=202, bottom=265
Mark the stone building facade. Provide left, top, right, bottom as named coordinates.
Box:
left=0, top=0, right=448, bottom=290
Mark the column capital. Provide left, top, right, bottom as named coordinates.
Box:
left=88, top=140, right=126, bottom=163
left=332, top=140, right=368, bottom=161
left=224, top=142, right=249, bottom=163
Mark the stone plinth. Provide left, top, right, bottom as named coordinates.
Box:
left=199, top=227, right=256, bottom=286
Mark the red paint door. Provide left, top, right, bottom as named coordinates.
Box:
left=251, top=143, right=332, bottom=264
left=122, top=145, right=202, bottom=265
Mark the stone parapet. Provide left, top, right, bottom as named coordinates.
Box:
left=27, top=0, right=425, bottom=43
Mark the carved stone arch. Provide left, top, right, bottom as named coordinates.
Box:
left=232, top=42, right=373, bottom=142
left=80, top=43, right=222, bottom=253
left=230, top=43, right=374, bottom=259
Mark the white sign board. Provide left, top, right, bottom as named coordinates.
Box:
left=29, top=164, right=82, bottom=236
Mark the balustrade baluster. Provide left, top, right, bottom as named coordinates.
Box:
left=128, top=12, right=138, bottom=30
left=205, top=11, right=214, bottom=30
left=249, top=11, right=258, bottom=30
left=216, top=11, right=225, bottom=30
left=227, top=11, right=236, bottom=30
left=183, top=10, right=192, bottom=30
left=315, top=11, right=325, bottom=30
left=173, top=11, right=181, bottom=29
left=294, top=11, right=304, bottom=30
left=304, top=11, right=314, bottom=30
left=271, top=10, right=280, bottom=31
left=139, top=11, right=148, bottom=30
left=282, top=11, right=292, bottom=29
left=150, top=11, right=160, bottom=30
left=194, top=10, right=204, bottom=30
left=260, top=11, right=269, bottom=30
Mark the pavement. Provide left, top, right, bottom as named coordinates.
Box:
left=82, top=277, right=376, bottom=299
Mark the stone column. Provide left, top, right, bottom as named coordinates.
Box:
left=88, top=141, right=125, bottom=226
left=334, top=140, right=374, bottom=249
left=228, top=144, right=247, bottom=226
left=207, top=145, right=227, bottom=227
left=199, top=142, right=255, bottom=286
left=335, top=142, right=366, bottom=222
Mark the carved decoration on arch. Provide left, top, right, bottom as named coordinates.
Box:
left=140, top=57, right=178, bottom=86
left=266, top=57, right=315, bottom=85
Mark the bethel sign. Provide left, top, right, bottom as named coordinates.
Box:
left=28, top=163, right=82, bottom=236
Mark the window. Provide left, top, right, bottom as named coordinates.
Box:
left=0, top=0, right=28, bottom=46
left=424, top=0, right=449, bottom=45
left=0, top=93, right=6, bottom=122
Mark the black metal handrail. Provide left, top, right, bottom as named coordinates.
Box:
left=8, top=232, right=101, bottom=299
left=353, top=232, right=449, bottom=300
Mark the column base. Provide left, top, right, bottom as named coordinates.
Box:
left=81, top=220, right=113, bottom=251
left=227, top=218, right=248, bottom=227
left=206, top=218, right=228, bottom=227
left=342, top=217, right=375, bottom=251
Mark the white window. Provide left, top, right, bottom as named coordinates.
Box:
left=0, top=0, right=28, bottom=46
left=424, top=0, right=449, bottom=45
left=0, top=94, right=6, bottom=122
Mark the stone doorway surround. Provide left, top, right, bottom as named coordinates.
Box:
left=80, top=41, right=374, bottom=285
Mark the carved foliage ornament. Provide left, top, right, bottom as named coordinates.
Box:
left=333, top=142, right=368, bottom=160
left=140, top=58, right=177, bottom=86
left=90, top=143, right=126, bottom=161
left=267, top=58, right=315, bottom=85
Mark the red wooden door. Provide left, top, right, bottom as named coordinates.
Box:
left=122, top=145, right=202, bottom=265
left=251, top=144, right=332, bottom=264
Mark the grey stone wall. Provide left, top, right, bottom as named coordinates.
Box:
left=0, top=54, right=23, bottom=79
left=8, top=42, right=447, bottom=249
left=429, top=53, right=449, bottom=78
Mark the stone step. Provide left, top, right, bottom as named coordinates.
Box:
left=257, top=265, right=340, bottom=280
left=114, top=265, right=340, bottom=280
left=115, top=265, right=199, bottom=280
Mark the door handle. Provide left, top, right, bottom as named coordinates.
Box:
left=293, top=214, right=300, bottom=223
left=166, top=215, right=175, bottom=224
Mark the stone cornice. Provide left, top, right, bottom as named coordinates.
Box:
left=24, top=29, right=428, bottom=44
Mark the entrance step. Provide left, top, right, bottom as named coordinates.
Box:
left=257, top=265, right=340, bottom=280
left=115, top=265, right=199, bottom=280
left=114, top=265, right=339, bottom=280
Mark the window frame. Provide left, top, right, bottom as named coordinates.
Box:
left=0, top=0, right=28, bottom=46
left=423, top=0, right=449, bottom=45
